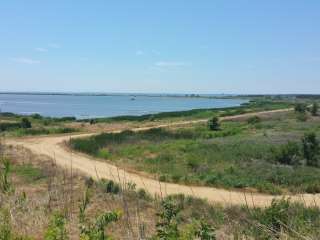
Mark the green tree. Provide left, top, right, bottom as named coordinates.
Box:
left=311, top=102, right=319, bottom=116
left=20, top=118, right=32, bottom=129
left=294, top=103, right=307, bottom=113
left=302, top=132, right=320, bottom=167
left=208, top=117, right=220, bottom=131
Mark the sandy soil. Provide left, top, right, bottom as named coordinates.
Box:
left=6, top=108, right=320, bottom=207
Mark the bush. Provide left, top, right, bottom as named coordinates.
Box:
left=20, top=118, right=32, bottom=129
left=273, top=141, right=301, bottom=165
left=208, top=117, right=220, bottom=131
left=31, top=113, right=43, bottom=119
left=304, top=183, right=320, bottom=193
left=302, top=132, right=320, bottom=167
left=79, top=211, right=119, bottom=240
left=259, top=199, right=290, bottom=234
left=294, top=103, right=307, bottom=113
left=296, top=112, right=308, bottom=122
left=98, top=179, right=120, bottom=194
left=0, top=122, right=21, bottom=132
left=84, top=177, right=95, bottom=188
left=137, top=188, right=151, bottom=200
left=247, top=116, right=261, bottom=125
left=44, top=213, right=68, bottom=240
left=0, top=158, right=13, bottom=193
left=311, top=102, right=319, bottom=116
left=153, top=199, right=216, bottom=240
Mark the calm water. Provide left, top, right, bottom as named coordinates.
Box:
left=0, top=94, right=247, bottom=119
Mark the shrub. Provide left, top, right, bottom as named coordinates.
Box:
left=304, top=183, right=320, bottom=193
left=44, top=213, right=68, bottom=240
left=20, top=118, right=32, bottom=129
left=137, top=188, right=151, bottom=200
left=97, top=149, right=111, bottom=159
left=247, top=116, right=261, bottom=125
left=78, top=188, right=120, bottom=240
left=273, top=141, right=301, bottom=165
left=84, top=177, right=95, bottom=188
left=311, top=102, right=319, bottom=116
left=79, top=211, right=119, bottom=240
left=302, top=132, right=320, bottom=167
left=158, top=175, right=167, bottom=182
left=0, top=158, right=13, bottom=193
left=0, top=209, right=12, bottom=240
left=154, top=200, right=180, bottom=239
left=0, top=122, right=21, bottom=132
left=98, top=179, right=120, bottom=194
left=259, top=198, right=290, bottom=234
left=294, top=103, right=307, bottom=113
left=187, top=158, right=200, bottom=172
left=195, top=221, right=216, bottom=240
left=296, top=112, right=308, bottom=122
left=153, top=199, right=216, bottom=240
left=31, top=113, right=43, bottom=119
left=208, top=117, right=220, bottom=131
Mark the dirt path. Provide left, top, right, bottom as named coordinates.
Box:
left=6, top=108, right=320, bottom=207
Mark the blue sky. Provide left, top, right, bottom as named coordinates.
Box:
left=1, top=1, right=319, bottom=94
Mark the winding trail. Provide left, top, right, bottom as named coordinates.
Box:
left=6, top=108, right=320, bottom=207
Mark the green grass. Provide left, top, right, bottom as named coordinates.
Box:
left=79, top=99, right=294, bottom=123
left=0, top=112, right=78, bottom=136
left=13, top=127, right=78, bottom=136
left=13, top=164, right=46, bottom=183
left=70, top=109, right=320, bottom=194
left=164, top=194, right=320, bottom=239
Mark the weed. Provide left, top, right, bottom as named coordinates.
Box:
left=44, top=213, right=69, bottom=240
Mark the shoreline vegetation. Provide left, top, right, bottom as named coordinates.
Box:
left=1, top=91, right=320, bottom=99
left=0, top=98, right=293, bottom=136
left=1, top=140, right=320, bottom=239
left=1, top=95, right=320, bottom=239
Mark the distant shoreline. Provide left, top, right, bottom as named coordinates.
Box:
left=1, top=92, right=320, bottom=100
left=0, top=92, right=246, bottom=100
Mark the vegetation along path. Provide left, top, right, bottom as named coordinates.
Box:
left=6, top=108, right=320, bottom=207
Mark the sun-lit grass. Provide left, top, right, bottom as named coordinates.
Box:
left=70, top=110, right=320, bottom=194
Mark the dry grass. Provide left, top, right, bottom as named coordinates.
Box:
left=1, top=145, right=157, bottom=239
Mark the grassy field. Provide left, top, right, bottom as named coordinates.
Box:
left=0, top=113, right=79, bottom=136
left=1, top=145, right=320, bottom=239
left=1, top=97, right=320, bottom=239
left=70, top=107, right=320, bottom=195
left=0, top=99, right=293, bottom=137
left=80, top=98, right=293, bottom=123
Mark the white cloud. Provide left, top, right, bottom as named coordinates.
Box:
left=155, top=61, right=191, bottom=67
left=11, top=57, right=40, bottom=64
left=48, top=43, right=61, bottom=49
left=136, top=50, right=144, bottom=56
left=35, top=47, right=48, bottom=52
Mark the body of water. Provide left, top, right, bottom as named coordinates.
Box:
left=0, top=94, right=247, bottom=119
